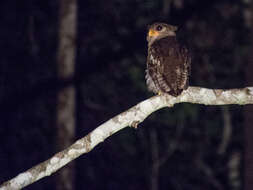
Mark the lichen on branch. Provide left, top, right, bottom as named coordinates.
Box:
left=1, top=86, right=253, bottom=190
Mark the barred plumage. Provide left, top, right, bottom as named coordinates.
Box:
left=146, top=22, right=191, bottom=96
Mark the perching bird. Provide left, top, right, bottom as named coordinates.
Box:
left=146, top=22, right=191, bottom=96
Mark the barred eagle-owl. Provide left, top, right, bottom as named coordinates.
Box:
left=146, top=22, right=191, bottom=96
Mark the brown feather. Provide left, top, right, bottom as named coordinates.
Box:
left=146, top=32, right=191, bottom=96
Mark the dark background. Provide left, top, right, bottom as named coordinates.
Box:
left=0, top=0, right=251, bottom=189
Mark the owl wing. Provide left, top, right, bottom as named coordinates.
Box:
left=146, top=50, right=171, bottom=94
left=148, top=37, right=191, bottom=96
left=176, top=45, right=191, bottom=90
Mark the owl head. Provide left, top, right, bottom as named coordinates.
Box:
left=147, top=22, right=178, bottom=45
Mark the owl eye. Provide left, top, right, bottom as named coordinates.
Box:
left=156, top=25, right=163, bottom=31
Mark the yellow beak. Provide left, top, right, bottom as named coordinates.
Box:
left=148, top=29, right=159, bottom=37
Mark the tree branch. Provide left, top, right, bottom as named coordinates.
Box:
left=1, top=86, right=253, bottom=189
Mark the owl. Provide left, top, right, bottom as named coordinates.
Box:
left=146, top=22, right=191, bottom=96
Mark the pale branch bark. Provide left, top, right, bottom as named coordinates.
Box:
left=1, top=86, right=253, bottom=190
